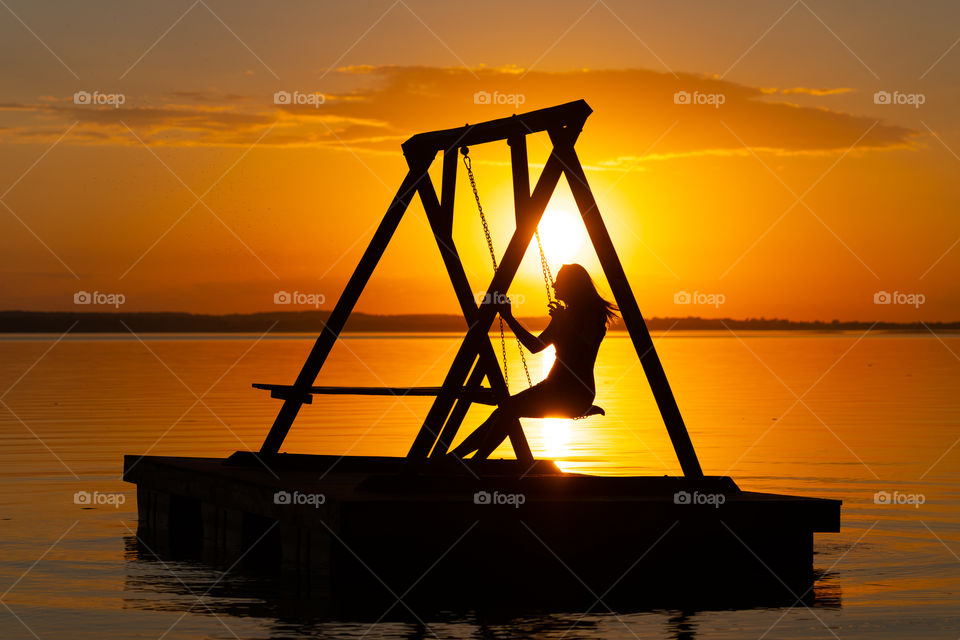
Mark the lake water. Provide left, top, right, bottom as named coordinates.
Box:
left=1, top=331, right=958, bottom=639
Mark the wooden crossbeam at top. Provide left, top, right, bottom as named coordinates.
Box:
left=401, top=100, right=592, bottom=157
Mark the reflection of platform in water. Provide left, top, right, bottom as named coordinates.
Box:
left=123, top=452, right=840, bottom=608
left=122, top=542, right=842, bottom=638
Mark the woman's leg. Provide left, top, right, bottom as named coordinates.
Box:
left=450, top=407, right=502, bottom=458
left=472, top=408, right=514, bottom=459
left=452, top=385, right=555, bottom=459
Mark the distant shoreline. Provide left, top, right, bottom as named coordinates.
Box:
left=0, top=310, right=956, bottom=333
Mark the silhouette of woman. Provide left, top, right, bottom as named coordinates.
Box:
left=450, top=263, right=618, bottom=460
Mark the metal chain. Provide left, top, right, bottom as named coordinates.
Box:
left=462, top=150, right=536, bottom=392
left=535, top=230, right=555, bottom=306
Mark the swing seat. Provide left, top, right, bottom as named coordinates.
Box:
left=549, top=404, right=605, bottom=419
left=579, top=404, right=605, bottom=418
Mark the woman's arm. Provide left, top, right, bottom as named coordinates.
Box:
left=498, top=299, right=555, bottom=354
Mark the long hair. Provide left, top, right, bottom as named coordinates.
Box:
left=556, top=263, right=619, bottom=326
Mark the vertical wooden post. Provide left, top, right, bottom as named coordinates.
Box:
left=259, top=163, right=429, bottom=454
left=557, top=143, right=704, bottom=478
left=407, top=147, right=568, bottom=458
left=498, top=134, right=534, bottom=457
left=509, top=134, right=530, bottom=226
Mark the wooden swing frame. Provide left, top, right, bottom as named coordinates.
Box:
left=255, top=99, right=704, bottom=477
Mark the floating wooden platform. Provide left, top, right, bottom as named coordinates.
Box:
left=123, top=453, right=840, bottom=609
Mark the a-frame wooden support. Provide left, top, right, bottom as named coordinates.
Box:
left=257, top=100, right=703, bottom=478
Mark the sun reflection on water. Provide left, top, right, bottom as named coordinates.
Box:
left=539, top=345, right=575, bottom=470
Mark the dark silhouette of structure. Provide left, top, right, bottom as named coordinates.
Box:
left=255, top=100, right=703, bottom=476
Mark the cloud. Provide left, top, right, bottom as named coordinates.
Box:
left=776, top=86, right=855, bottom=96
left=314, top=66, right=916, bottom=160
left=0, top=67, right=917, bottom=162
left=0, top=98, right=392, bottom=147
left=168, top=91, right=251, bottom=103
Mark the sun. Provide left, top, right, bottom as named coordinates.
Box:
left=536, top=206, right=586, bottom=266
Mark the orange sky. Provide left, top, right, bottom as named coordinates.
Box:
left=1, top=1, right=958, bottom=321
